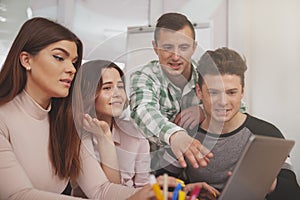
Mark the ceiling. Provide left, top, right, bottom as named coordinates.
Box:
left=0, top=0, right=225, bottom=65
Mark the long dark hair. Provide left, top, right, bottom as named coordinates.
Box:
left=72, top=59, right=128, bottom=142
left=0, top=17, right=83, bottom=180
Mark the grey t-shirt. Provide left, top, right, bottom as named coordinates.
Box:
left=161, top=113, right=293, bottom=191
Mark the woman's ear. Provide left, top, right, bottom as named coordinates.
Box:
left=19, top=51, right=32, bottom=71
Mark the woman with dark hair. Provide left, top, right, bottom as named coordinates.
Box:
left=0, top=17, right=178, bottom=200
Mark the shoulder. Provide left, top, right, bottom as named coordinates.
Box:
left=0, top=98, right=17, bottom=122
left=0, top=98, right=15, bottom=113
left=0, top=99, right=18, bottom=139
left=244, top=114, right=284, bottom=138
left=131, top=60, right=162, bottom=79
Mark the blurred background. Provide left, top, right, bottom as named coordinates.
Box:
left=1, top=0, right=299, bottom=183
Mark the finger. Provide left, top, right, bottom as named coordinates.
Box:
left=173, top=109, right=192, bottom=126
left=189, top=141, right=211, bottom=166
left=177, top=153, right=188, bottom=168
left=199, top=145, right=213, bottom=159
left=84, top=113, right=92, bottom=121
left=156, top=176, right=178, bottom=188
left=189, top=119, right=199, bottom=130
left=83, top=116, right=91, bottom=128
left=190, top=147, right=208, bottom=167
left=183, top=149, right=199, bottom=168
left=173, top=113, right=181, bottom=125
left=227, top=171, right=232, bottom=177
left=180, top=116, right=195, bottom=129
left=202, top=182, right=220, bottom=197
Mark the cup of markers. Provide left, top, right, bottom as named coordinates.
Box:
left=149, top=174, right=202, bottom=200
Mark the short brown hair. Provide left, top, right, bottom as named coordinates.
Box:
left=154, top=12, right=195, bottom=43
left=197, top=47, right=247, bottom=88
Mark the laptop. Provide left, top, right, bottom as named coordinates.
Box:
left=218, top=135, right=295, bottom=200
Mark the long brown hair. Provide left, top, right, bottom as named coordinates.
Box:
left=79, top=60, right=125, bottom=117
left=0, top=17, right=83, bottom=180
left=72, top=60, right=127, bottom=135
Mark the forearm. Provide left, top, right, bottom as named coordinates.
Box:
left=8, top=189, right=86, bottom=200
left=131, top=105, right=184, bottom=144
left=77, top=141, right=137, bottom=199
left=266, top=169, right=300, bottom=200
left=96, top=137, right=121, bottom=184
left=133, top=141, right=151, bottom=187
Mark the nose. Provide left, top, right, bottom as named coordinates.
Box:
left=171, top=49, right=180, bottom=60
left=218, top=93, right=228, bottom=106
left=66, top=61, right=76, bottom=74
left=112, top=86, right=122, bottom=97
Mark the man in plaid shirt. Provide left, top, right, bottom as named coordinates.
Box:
left=130, top=12, right=213, bottom=175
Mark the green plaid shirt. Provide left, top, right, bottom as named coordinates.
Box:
left=130, top=60, right=200, bottom=145
left=130, top=60, right=247, bottom=173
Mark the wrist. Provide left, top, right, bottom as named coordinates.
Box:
left=169, top=131, right=188, bottom=144
left=169, top=132, right=178, bottom=144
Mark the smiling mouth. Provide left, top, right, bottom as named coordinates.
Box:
left=109, top=101, right=123, bottom=105
left=168, top=63, right=182, bottom=69
left=215, top=109, right=230, bottom=114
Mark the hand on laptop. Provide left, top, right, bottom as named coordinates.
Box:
left=269, top=178, right=277, bottom=193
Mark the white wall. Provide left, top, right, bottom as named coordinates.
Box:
left=228, top=0, right=300, bottom=183
left=1, top=0, right=298, bottom=184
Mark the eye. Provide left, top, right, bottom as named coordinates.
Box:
left=102, top=86, right=112, bottom=90
left=228, top=90, right=238, bottom=96
left=117, top=83, right=125, bottom=89
left=179, top=44, right=190, bottom=51
left=162, top=44, right=174, bottom=51
left=208, top=90, right=218, bottom=96
left=72, top=58, right=78, bottom=66
left=53, top=55, right=64, bottom=61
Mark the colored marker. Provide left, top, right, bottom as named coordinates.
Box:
left=189, top=186, right=201, bottom=200
left=172, top=183, right=182, bottom=200
left=178, top=190, right=186, bottom=200
left=149, top=174, right=164, bottom=200
left=175, top=178, right=186, bottom=187
left=163, top=173, right=168, bottom=200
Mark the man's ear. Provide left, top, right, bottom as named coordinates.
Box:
left=196, top=83, right=202, bottom=99
left=152, top=40, right=159, bottom=56
left=19, top=51, right=31, bottom=70
left=241, top=87, right=245, bottom=98
left=193, top=41, right=198, bottom=53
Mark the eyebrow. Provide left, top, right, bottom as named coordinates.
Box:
left=51, top=47, right=70, bottom=56
left=102, top=81, right=124, bottom=85
left=51, top=47, right=78, bottom=62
